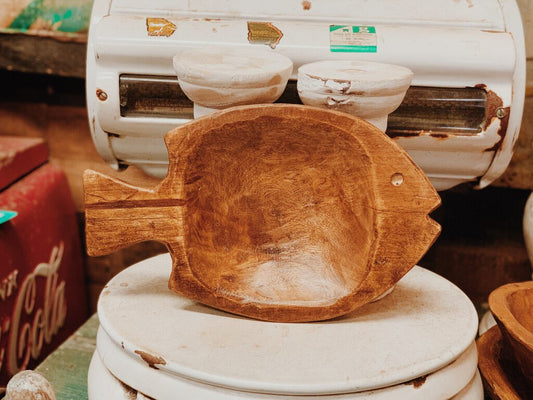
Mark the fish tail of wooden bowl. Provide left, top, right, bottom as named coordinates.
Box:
left=83, top=169, right=182, bottom=257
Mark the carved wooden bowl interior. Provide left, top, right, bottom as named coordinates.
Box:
left=477, top=325, right=533, bottom=400
left=490, top=281, right=533, bottom=384
left=85, top=104, right=440, bottom=322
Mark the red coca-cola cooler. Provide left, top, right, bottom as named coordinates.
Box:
left=0, top=136, right=88, bottom=388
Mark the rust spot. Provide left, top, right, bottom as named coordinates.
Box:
left=302, top=1, right=312, bottom=10
left=146, top=18, right=176, bottom=37
left=404, top=374, right=428, bottom=388
left=387, top=130, right=450, bottom=140
left=482, top=30, right=504, bottom=33
left=387, top=131, right=420, bottom=139
left=483, top=88, right=503, bottom=128
left=430, top=133, right=449, bottom=140
left=135, top=350, right=167, bottom=369
left=204, top=18, right=222, bottom=21
left=484, top=106, right=510, bottom=152
left=476, top=85, right=509, bottom=152
left=121, top=341, right=125, bottom=349
left=96, top=88, right=108, bottom=101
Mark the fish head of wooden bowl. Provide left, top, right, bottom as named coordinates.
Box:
left=84, top=104, right=440, bottom=322
left=489, top=281, right=533, bottom=384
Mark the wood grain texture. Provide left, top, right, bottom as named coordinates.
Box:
left=489, top=281, right=533, bottom=385
left=84, top=104, right=440, bottom=322
left=0, top=33, right=86, bottom=78
left=477, top=325, right=533, bottom=400
left=0, top=136, right=48, bottom=190
left=496, top=91, right=533, bottom=189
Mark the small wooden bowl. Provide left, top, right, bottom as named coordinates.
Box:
left=489, top=281, right=533, bottom=384
left=477, top=325, right=533, bottom=399
left=84, top=104, right=440, bottom=322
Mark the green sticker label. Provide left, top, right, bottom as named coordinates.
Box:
left=0, top=210, right=17, bottom=225
left=330, top=25, right=377, bottom=53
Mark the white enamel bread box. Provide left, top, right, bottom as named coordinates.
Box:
left=86, top=0, right=526, bottom=190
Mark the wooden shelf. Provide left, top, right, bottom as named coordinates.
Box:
left=0, top=32, right=86, bottom=78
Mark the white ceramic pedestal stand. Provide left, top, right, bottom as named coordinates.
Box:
left=297, top=60, right=412, bottom=132
left=173, top=47, right=293, bottom=118
left=88, top=254, right=482, bottom=400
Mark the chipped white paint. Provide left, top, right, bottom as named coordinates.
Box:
left=91, top=253, right=480, bottom=398
left=297, top=61, right=412, bottom=131
left=173, top=47, right=292, bottom=117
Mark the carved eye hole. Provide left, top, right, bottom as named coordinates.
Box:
left=391, top=173, right=404, bottom=187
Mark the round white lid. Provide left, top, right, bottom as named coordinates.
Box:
left=97, top=253, right=478, bottom=396
left=298, top=61, right=412, bottom=96
left=173, top=47, right=293, bottom=89
left=91, top=340, right=479, bottom=399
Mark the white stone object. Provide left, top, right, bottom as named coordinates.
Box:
left=88, top=345, right=482, bottom=399
left=297, top=61, right=413, bottom=131
left=173, top=47, right=293, bottom=117
left=5, top=370, right=56, bottom=400
left=90, top=254, right=480, bottom=399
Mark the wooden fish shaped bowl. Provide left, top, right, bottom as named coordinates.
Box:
left=490, top=281, right=533, bottom=384
left=84, top=104, right=441, bottom=322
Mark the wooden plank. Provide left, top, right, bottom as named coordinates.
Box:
left=0, top=32, right=86, bottom=78
left=0, top=136, right=47, bottom=190
left=495, top=92, right=533, bottom=189
left=35, top=314, right=98, bottom=400
left=0, top=100, right=163, bottom=211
